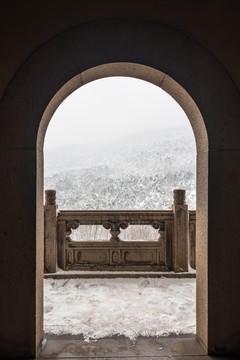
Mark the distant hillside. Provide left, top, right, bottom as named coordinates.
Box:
left=44, top=127, right=196, bottom=210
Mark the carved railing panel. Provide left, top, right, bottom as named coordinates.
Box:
left=57, top=210, right=174, bottom=271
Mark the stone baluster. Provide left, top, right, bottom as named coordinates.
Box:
left=103, top=220, right=129, bottom=241
left=172, top=189, right=189, bottom=272
left=44, top=189, right=57, bottom=273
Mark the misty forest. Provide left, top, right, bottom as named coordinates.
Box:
left=44, top=127, right=196, bottom=212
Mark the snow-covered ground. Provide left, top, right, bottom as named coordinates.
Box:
left=44, top=277, right=196, bottom=342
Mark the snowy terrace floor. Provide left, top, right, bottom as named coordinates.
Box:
left=44, top=277, right=196, bottom=340
left=41, top=275, right=231, bottom=359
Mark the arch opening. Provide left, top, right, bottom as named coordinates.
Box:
left=44, top=75, right=196, bottom=210
left=39, top=62, right=207, bottom=344
left=43, top=74, right=198, bottom=339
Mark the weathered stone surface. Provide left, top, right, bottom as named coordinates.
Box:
left=189, top=211, right=196, bottom=270
left=172, top=190, right=189, bottom=272
left=45, top=189, right=56, bottom=206
left=44, top=205, right=57, bottom=273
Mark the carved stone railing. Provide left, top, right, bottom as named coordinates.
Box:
left=44, top=189, right=196, bottom=273
left=57, top=209, right=174, bottom=272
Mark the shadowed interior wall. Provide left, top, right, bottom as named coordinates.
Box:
left=0, top=12, right=240, bottom=358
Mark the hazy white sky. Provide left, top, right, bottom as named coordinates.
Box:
left=44, top=77, right=192, bottom=149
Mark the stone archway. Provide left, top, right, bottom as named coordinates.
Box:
left=1, top=20, right=240, bottom=357
left=40, top=61, right=206, bottom=342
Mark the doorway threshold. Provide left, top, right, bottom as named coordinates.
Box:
left=38, top=334, right=211, bottom=359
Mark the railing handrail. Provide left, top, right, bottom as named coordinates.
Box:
left=58, top=210, right=175, bottom=214
left=57, top=210, right=175, bottom=224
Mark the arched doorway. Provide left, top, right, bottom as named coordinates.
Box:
left=1, top=20, right=240, bottom=357
left=39, top=61, right=206, bottom=347
left=43, top=75, right=197, bottom=339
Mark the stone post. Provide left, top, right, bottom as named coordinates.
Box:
left=44, top=189, right=57, bottom=273
left=189, top=211, right=196, bottom=269
left=172, top=189, right=189, bottom=272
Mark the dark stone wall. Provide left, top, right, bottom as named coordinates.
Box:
left=0, top=2, right=240, bottom=357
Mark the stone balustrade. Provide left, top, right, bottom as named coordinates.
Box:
left=44, top=189, right=196, bottom=273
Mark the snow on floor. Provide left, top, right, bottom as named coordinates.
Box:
left=44, top=277, right=196, bottom=342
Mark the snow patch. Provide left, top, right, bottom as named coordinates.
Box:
left=44, top=277, right=196, bottom=342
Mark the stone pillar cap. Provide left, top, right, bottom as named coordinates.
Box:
left=173, top=189, right=186, bottom=205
